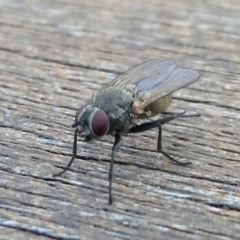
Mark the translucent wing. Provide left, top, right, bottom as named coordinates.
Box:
left=109, top=58, right=200, bottom=111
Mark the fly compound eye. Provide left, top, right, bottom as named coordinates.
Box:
left=91, top=109, right=109, bottom=137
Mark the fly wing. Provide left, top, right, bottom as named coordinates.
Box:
left=109, top=58, right=200, bottom=112
left=109, top=58, right=177, bottom=88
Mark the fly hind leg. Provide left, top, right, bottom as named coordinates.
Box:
left=129, top=111, right=199, bottom=166
left=157, top=121, right=190, bottom=166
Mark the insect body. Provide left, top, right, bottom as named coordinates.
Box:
left=53, top=58, right=201, bottom=204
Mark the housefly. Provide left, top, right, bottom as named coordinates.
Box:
left=53, top=58, right=200, bottom=204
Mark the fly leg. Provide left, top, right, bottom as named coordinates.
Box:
left=129, top=111, right=199, bottom=166
left=109, top=133, right=122, bottom=205
left=53, top=129, right=78, bottom=177
left=157, top=122, right=190, bottom=166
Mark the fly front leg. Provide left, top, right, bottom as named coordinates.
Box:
left=109, top=133, right=122, bottom=205
left=129, top=111, right=199, bottom=166
left=53, top=129, right=78, bottom=177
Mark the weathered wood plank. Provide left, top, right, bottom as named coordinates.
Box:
left=0, top=0, right=240, bottom=239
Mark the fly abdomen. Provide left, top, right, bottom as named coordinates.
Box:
left=143, top=95, right=171, bottom=118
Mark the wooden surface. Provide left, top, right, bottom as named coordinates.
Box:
left=0, top=0, right=240, bottom=239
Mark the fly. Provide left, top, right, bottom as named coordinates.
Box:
left=53, top=58, right=201, bottom=204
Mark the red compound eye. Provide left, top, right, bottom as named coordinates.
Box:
left=91, top=110, right=109, bottom=137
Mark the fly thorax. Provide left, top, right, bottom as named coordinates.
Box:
left=94, top=86, right=136, bottom=134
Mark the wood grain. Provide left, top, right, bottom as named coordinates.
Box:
left=0, top=0, right=240, bottom=239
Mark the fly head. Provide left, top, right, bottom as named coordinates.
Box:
left=73, top=104, right=110, bottom=141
